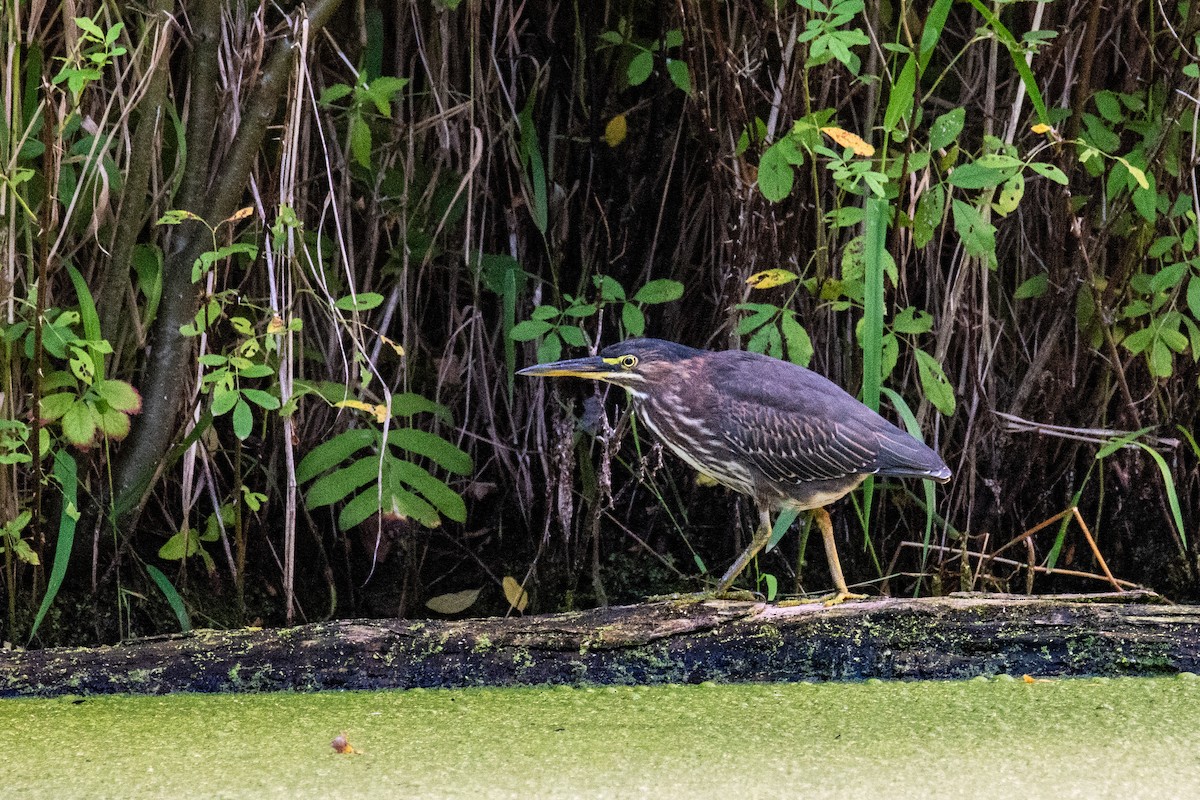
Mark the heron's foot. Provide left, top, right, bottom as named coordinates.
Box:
left=821, top=590, right=868, bottom=606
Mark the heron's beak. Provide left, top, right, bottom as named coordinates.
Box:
left=517, top=356, right=615, bottom=380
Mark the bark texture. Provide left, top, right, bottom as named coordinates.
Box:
left=2, top=593, right=1195, bottom=697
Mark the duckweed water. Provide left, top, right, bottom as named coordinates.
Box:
left=4, top=677, right=1199, bottom=799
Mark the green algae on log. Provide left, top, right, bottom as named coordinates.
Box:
left=2, top=592, right=1198, bottom=697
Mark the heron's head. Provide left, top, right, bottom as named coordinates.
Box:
left=517, top=338, right=702, bottom=397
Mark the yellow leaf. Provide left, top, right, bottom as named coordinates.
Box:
left=604, top=114, right=628, bottom=147
left=746, top=268, right=799, bottom=290
left=425, top=587, right=482, bottom=614
left=820, top=126, right=875, bottom=157
left=334, top=399, right=374, bottom=414
left=502, top=575, right=529, bottom=612
left=225, top=206, right=254, bottom=223
left=380, top=334, right=405, bottom=356
left=266, top=315, right=286, bottom=335
left=1030, top=123, right=1052, bottom=135
left=695, top=473, right=719, bottom=487
left=1122, top=160, right=1150, bottom=190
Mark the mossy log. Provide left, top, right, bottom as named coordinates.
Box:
left=2, top=592, right=1197, bottom=697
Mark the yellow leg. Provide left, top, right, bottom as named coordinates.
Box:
left=813, top=507, right=867, bottom=605
left=714, top=508, right=773, bottom=597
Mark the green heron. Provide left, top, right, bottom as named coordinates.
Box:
left=519, top=338, right=951, bottom=602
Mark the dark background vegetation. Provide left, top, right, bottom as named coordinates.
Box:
left=2, top=0, right=1199, bottom=646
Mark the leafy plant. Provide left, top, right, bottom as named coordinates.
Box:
left=511, top=276, right=684, bottom=362
left=599, top=26, right=692, bottom=94
left=298, top=401, right=473, bottom=532
left=319, top=75, right=410, bottom=169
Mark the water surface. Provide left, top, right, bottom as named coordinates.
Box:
left=4, top=676, right=1198, bottom=799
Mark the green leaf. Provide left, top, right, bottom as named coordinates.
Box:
left=883, top=56, right=917, bottom=132
left=891, top=307, right=934, bottom=334
left=951, top=199, right=996, bottom=264
left=158, top=529, right=200, bottom=560
left=336, top=487, right=380, bottom=530
left=390, top=392, right=454, bottom=424
left=1187, top=275, right=1200, bottom=321
left=232, top=397, right=253, bottom=440
left=299, top=430, right=378, bottom=485
left=510, top=319, right=552, bottom=341
left=622, top=303, right=645, bottom=337
left=1027, top=162, right=1067, bottom=187
left=928, top=107, right=965, bottom=151
left=913, top=184, right=945, bottom=249
left=627, top=50, right=654, bottom=85
left=350, top=114, right=372, bottom=168
left=1150, top=262, right=1188, bottom=294
left=633, top=279, right=684, bottom=304
left=914, top=349, right=956, bottom=416
left=145, top=564, right=192, bottom=633
left=335, top=292, right=385, bottom=311
left=1149, top=338, right=1173, bottom=377
left=536, top=332, right=562, bottom=364
left=39, top=393, right=77, bottom=422
left=392, top=460, right=467, bottom=522
left=596, top=275, right=626, bottom=301
left=94, top=405, right=131, bottom=439
left=780, top=313, right=813, bottom=367
left=758, top=138, right=799, bottom=202
left=993, top=172, right=1024, bottom=216
left=93, top=379, right=142, bottom=413
left=62, top=402, right=97, bottom=447
left=384, top=485, right=441, bottom=529
left=241, top=388, right=281, bottom=410
left=1131, top=171, right=1159, bottom=223
left=306, top=455, right=381, bottom=509
left=559, top=325, right=587, bottom=347
left=387, top=429, right=473, bottom=474
left=1093, top=90, right=1122, bottom=122
left=1014, top=274, right=1049, bottom=300
left=666, top=59, right=692, bottom=94
left=948, top=161, right=1012, bottom=189
left=319, top=83, right=353, bottom=104
left=1121, top=327, right=1154, bottom=355
left=1133, top=442, right=1188, bottom=550
left=29, top=452, right=78, bottom=642
left=211, top=387, right=239, bottom=416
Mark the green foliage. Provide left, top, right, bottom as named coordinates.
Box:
left=599, top=26, right=691, bottom=93
left=511, top=276, right=684, bottom=362
left=0, top=510, right=38, bottom=566
left=319, top=75, right=410, bottom=169
left=51, top=17, right=127, bottom=101
left=28, top=452, right=79, bottom=642
left=157, top=505, right=232, bottom=574
left=797, top=0, right=871, bottom=74
left=298, top=403, right=472, bottom=532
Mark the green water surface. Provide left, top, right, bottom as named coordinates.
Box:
left=4, top=676, right=1198, bottom=799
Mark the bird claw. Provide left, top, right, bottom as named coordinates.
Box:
left=821, top=590, right=867, bottom=606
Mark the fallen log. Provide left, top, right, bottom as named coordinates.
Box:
left=2, top=592, right=1196, bottom=697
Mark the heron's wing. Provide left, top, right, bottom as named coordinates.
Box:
left=719, top=402, right=879, bottom=483
left=710, top=352, right=948, bottom=482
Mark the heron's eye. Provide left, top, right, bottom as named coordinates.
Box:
left=619, top=355, right=638, bottom=369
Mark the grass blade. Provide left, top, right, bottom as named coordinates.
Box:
left=28, top=451, right=78, bottom=643
left=145, top=564, right=192, bottom=633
